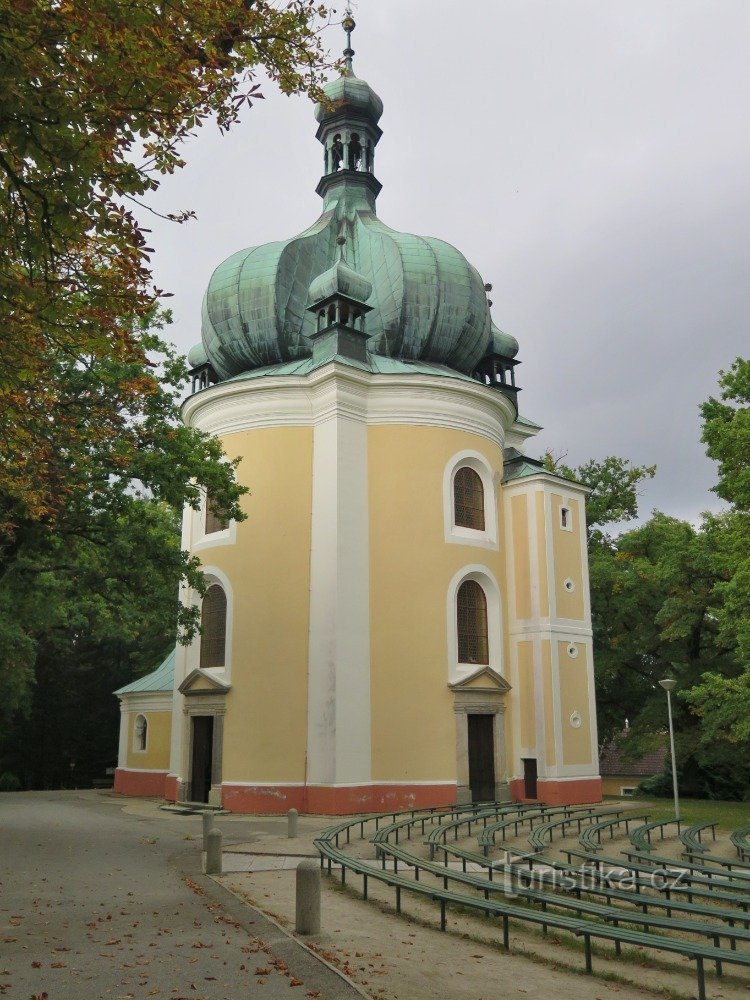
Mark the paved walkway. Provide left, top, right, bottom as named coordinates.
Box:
left=0, top=791, right=361, bottom=999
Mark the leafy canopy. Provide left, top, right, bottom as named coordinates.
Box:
left=0, top=0, right=331, bottom=526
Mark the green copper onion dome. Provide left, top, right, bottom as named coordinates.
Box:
left=187, top=342, right=208, bottom=368
left=489, top=321, right=519, bottom=359
left=314, top=74, right=384, bottom=126
left=308, top=237, right=373, bottom=306
left=199, top=16, right=497, bottom=382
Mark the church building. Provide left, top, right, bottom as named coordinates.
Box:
left=114, top=17, right=602, bottom=814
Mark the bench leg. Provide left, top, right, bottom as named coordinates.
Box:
left=363, top=874, right=368, bottom=900
left=503, top=913, right=509, bottom=949
left=584, top=934, right=592, bottom=974
left=415, top=866, right=420, bottom=882
left=440, top=899, right=446, bottom=931
left=341, top=865, right=346, bottom=885
left=396, top=885, right=401, bottom=913
left=713, top=936, right=722, bottom=976
left=696, top=956, right=706, bottom=1000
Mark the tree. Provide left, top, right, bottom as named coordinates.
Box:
left=680, top=358, right=750, bottom=781
left=0, top=496, right=188, bottom=787
left=542, top=453, right=655, bottom=544
left=0, top=0, right=331, bottom=528
left=0, top=313, right=248, bottom=721
left=545, top=450, right=748, bottom=797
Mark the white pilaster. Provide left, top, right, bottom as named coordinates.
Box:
left=306, top=374, right=372, bottom=785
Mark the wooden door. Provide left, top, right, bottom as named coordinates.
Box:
left=190, top=716, right=214, bottom=803
left=468, top=714, right=495, bottom=802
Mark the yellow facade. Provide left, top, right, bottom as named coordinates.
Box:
left=367, top=424, right=505, bottom=782
left=125, top=710, right=171, bottom=771
left=200, top=426, right=313, bottom=783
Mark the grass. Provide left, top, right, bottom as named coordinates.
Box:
left=605, top=795, right=749, bottom=832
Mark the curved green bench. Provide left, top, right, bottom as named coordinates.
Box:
left=579, top=813, right=650, bottom=853
left=731, top=825, right=750, bottom=862
left=681, top=821, right=717, bottom=857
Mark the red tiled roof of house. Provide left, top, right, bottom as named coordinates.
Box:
left=599, top=735, right=667, bottom=777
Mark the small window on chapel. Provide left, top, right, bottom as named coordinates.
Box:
left=560, top=505, right=572, bottom=531
left=200, top=584, right=227, bottom=669
left=205, top=495, right=229, bottom=535
left=134, top=714, right=147, bottom=752
left=457, top=580, right=489, bottom=665
left=454, top=467, right=485, bottom=531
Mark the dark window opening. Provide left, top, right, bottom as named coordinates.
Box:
left=454, top=467, right=485, bottom=530
left=134, top=714, right=147, bottom=751
left=348, top=132, right=362, bottom=170
left=457, top=580, right=489, bottom=664
left=331, top=134, right=343, bottom=171
left=200, top=584, right=227, bottom=669
left=205, top=496, right=229, bottom=535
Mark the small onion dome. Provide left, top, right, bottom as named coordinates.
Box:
left=489, top=321, right=519, bottom=359
left=187, top=342, right=208, bottom=368
left=308, top=244, right=373, bottom=307
left=314, top=72, right=384, bottom=126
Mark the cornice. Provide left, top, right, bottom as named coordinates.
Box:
left=182, top=363, right=516, bottom=447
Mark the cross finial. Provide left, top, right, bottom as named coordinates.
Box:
left=342, top=5, right=356, bottom=74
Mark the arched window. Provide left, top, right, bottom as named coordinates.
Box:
left=200, top=584, right=227, bottom=669
left=457, top=580, right=489, bottom=664
left=454, top=467, right=485, bottom=530
left=205, top=495, right=229, bottom=535
left=134, top=714, right=147, bottom=752
left=348, top=132, right=362, bottom=170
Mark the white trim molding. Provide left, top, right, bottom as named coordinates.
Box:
left=443, top=450, right=499, bottom=550
left=182, top=565, right=234, bottom=684
left=446, top=565, right=504, bottom=683
left=182, top=362, right=517, bottom=448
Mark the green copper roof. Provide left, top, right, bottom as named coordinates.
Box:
left=201, top=186, right=493, bottom=379
left=115, top=649, right=175, bottom=696
left=308, top=242, right=373, bottom=306
left=490, top=321, right=519, bottom=359
left=314, top=72, right=383, bottom=125
left=199, top=34, right=499, bottom=384
left=223, top=352, right=482, bottom=385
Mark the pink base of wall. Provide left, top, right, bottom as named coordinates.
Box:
left=115, top=774, right=601, bottom=813
left=508, top=776, right=602, bottom=806
left=114, top=768, right=169, bottom=798
left=220, top=783, right=458, bottom=815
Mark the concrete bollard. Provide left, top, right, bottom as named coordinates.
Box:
left=205, top=827, right=223, bottom=875
left=295, top=860, right=321, bottom=935
left=287, top=807, right=298, bottom=839
left=202, top=811, right=215, bottom=851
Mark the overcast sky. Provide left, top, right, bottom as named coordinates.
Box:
left=143, top=0, right=750, bottom=526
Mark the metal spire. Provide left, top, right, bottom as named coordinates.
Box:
left=342, top=5, right=356, bottom=75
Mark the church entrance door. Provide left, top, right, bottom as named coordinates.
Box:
left=467, top=714, right=495, bottom=802
left=190, top=716, right=214, bottom=803
left=522, top=757, right=538, bottom=799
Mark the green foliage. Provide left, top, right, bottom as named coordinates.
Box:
left=0, top=0, right=331, bottom=527
left=542, top=453, right=655, bottom=543
left=701, top=358, right=750, bottom=511
left=0, top=316, right=248, bottom=733
left=550, top=420, right=748, bottom=799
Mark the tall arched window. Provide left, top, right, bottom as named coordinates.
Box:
left=205, top=495, right=229, bottom=535
left=457, top=580, right=489, bottom=664
left=200, top=584, right=227, bottom=669
left=134, top=714, right=147, bottom=751
left=454, top=467, right=485, bottom=530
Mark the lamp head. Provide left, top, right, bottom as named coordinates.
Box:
left=659, top=678, right=677, bottom=693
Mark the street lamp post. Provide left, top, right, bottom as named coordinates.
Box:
left=658, top=678, right=680, bottom=823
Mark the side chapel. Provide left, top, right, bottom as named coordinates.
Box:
left=114, top=18, right=602, bottom=813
